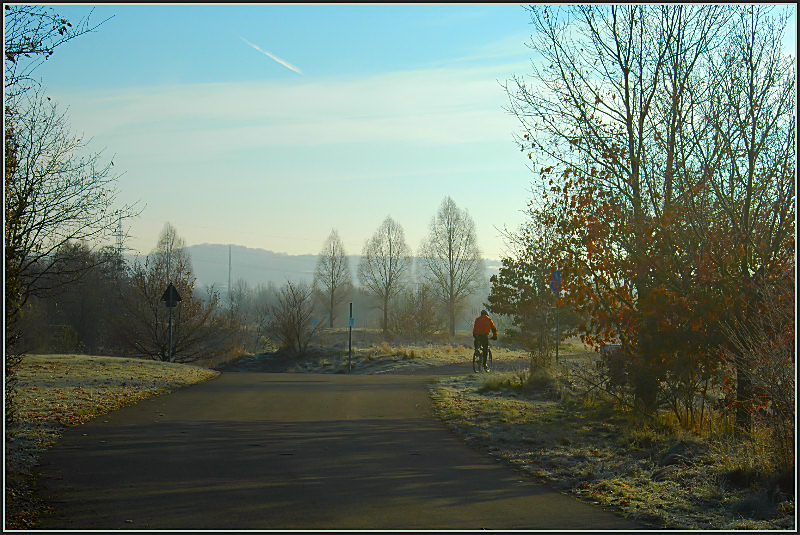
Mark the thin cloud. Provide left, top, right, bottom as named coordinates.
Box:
left=240, top=36, right=303, bottom=75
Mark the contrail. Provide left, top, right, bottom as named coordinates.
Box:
left=240, top=36, right=303, bottom=75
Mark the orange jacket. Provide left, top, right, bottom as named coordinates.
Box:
left=473, top=314, right=497, bottom=336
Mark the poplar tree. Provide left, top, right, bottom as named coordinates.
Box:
left=419, top=197, right=485, bottom=337
left=313, top=229, right=352, bottom=328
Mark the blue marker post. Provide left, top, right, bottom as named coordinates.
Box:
left=348, top=303, right=353, bottom=373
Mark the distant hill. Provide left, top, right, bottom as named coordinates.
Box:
left=186, top=243, right=319, bottom=289
left=180, top=243, right=500, bottom=292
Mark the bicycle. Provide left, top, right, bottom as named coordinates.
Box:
left=472, top=343, right=493, bottom=373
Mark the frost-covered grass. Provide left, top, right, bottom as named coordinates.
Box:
left=5, top=354, right=219, bottom=529
left=429, top=371, right=795, bottom=530
left=275, top=342, right=528, bottom=374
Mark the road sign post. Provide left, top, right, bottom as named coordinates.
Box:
left=551, top=270, right=561, bottom=364
left=161, top=283, right=182, bottom=362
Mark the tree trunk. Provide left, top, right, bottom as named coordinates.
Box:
left=733, top=349, right=752, bottom=433
left=734, top=282, right=755, bottom=433
left=382, top=295, right=389, bottom=334
left=448, top=300, right=455, bottom=338
left=329, top=291, right=334, bottom=328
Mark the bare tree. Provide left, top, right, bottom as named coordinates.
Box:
left=505, top=5, right=727, bottom=282
left=4, top=5, right=128, bottom=329
left=267, top=280, right=320, bottom=355
left=313, top=229, right=352, bottom=328
left=3, top=3, right=117, bottom=426
left=419, top=197, right=485, bottom=337
left=5, top=89, right=139, bottom=321
left=5, top=93, right=138, bottom=424
left=4, top=4, right=108, bottom=99
left=358, top=216, right=412, bottom=333
left=701, top=6, right=796, bottom=431
left=120, top=223, right=218, bottom=362
left=504, top=4, right=795, bottom=426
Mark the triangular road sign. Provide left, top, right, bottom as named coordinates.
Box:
left=161, top=283, right=182, bottom=307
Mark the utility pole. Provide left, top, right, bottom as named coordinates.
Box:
left=228, top=244, right=232, bottom=306
left=116, top=215, right=124, bottom=258
left=115, top=215, right=128, bottom=271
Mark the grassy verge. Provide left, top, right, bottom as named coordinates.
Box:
left=429, top=369, right=795, bottom=530
left=295, top=342, right=486, bottom=373
left=223, top=341, right=530, bottom=375
left=5, top=354, right=219, bottom=530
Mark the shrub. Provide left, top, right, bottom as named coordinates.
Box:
left=478, top=367, right=562, bottom=400
left=720, top=279, right=794, bottom=471
left=266, top=280, right=321, bottom=356
left=388, top=284, right=443, bottom=341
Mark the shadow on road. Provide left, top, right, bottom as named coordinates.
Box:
left=36, top=373, right=643, bottom=530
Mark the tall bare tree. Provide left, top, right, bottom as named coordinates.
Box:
left=506, top=4, right=727, bottom=277
left=419, top=197, right=485, bottom=337
left=504, top=4, right=730, bottom=410
left=313, top=229, right=352, bottom=328
left=358, top=216, right=412, bottom=333
left=4, top=8, right=124, bottom=334
left=5, top=93, right=137, bottom=423
left=3, top=1, right=116, bottom=429
left=700, top=6, right=796, bottom=431
left=505, top=4, right=794, bottom=426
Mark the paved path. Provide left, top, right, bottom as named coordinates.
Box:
left=36, top=371, right=644, bottom=530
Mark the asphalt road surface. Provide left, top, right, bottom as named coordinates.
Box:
left=36, top=369, right=644, bottom=530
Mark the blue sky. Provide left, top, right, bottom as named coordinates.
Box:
left=16, top=3, right=798, bottom=262
left=18, top=3, right=539, bottom=261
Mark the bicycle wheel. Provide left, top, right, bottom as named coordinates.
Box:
left=472, top=349, right=481, bottom=373
left=485, top=348, right=493, bottom=372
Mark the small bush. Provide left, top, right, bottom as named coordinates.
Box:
left=266, top=281, right=320, bottom=355
left=401, top=348, right=416, bottom=359
left=719, top=468, right=760, bottom=489
left=526, top=367, right=558, bottom=395
left=528, top=347, right=552, bottom=372
left=621, top=427, right=660, bottom=450
left=477, top=368, right=562, bottom=400
left=479, top=371, right=526, bottom=393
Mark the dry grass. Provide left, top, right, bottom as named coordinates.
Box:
left=429, top=370, right=795, bottom=530
left=273, top=342, right=528, bottom=374
left=5, top=354, right=219, bottom=530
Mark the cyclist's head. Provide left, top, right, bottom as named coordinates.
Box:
left=480, top=309, right=488, bottom=316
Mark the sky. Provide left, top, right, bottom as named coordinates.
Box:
left=11, top=3, right=798, bottom=262
left=17, top=3, right=541, bottom=261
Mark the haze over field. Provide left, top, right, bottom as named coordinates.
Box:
left=175, top=243, right=501, bottom=290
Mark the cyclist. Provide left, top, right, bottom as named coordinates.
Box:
left=472, top=309, right=498, bottom=371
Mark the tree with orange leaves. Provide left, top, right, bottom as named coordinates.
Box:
left=504, top=4, right=795, bottom=430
